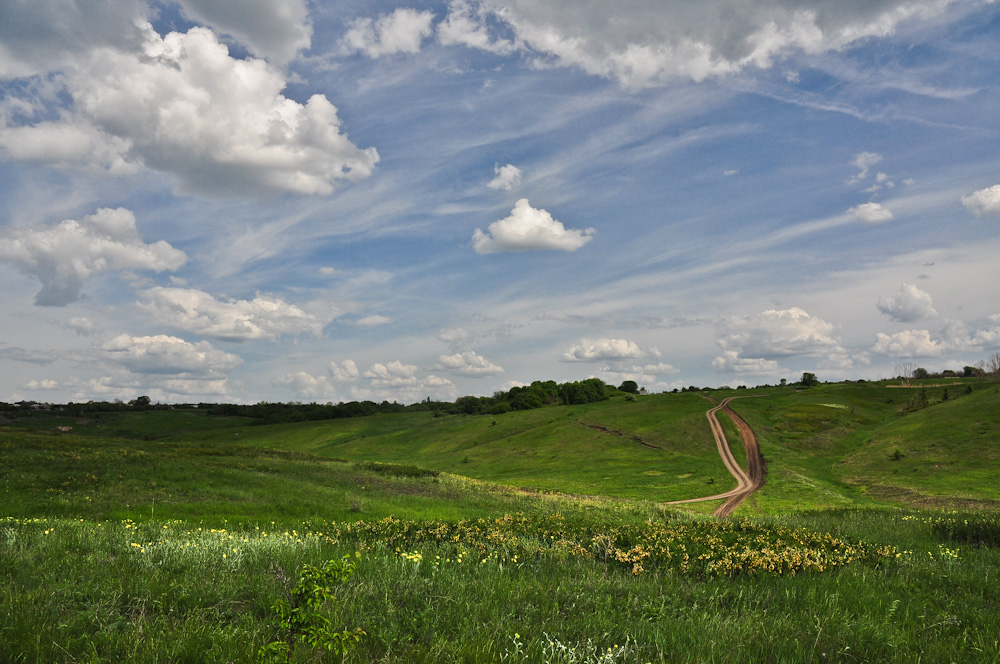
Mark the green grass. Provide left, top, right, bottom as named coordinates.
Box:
left=153, top=394, right=741, bottom=503
left=4, top=380, right=1000, bottom=663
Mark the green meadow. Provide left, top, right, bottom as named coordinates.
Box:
left=2, top=378, right=1000, bottom=662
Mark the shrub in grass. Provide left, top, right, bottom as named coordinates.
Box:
left=259, top=556, right=365, bottom=663
left=354, top=461, right=440, bottom=479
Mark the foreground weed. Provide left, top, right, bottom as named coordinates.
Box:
left=502, top=632, right=644, bottom=663
left=260, top=555, right=365, bottom=664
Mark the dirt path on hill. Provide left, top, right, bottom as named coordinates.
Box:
left=666, top=397, right=766, bottom=517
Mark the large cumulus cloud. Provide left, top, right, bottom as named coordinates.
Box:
left=437, top=0, right=966, bottom=87
left=0, top=208, right=186, bottom=306
left=1, top=16, right=377, bottom=196
left=713, top=307, right=859, bottom=374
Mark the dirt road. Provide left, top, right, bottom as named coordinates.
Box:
left=666, top=397, right=766, bottom=517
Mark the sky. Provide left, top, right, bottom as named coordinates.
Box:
left=1, top=0, right=999, bottom=405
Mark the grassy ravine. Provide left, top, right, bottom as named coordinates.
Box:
left=3, top=380, right=1000, bottom=662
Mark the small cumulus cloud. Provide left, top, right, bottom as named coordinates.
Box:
left=138, top=287, right=329, bottom=341
left=339, top=8, right=435, bottom=58
left=473, top=199, right=594, bottom=253
left=24, top=379, right=59, bottom=390
left=319, top=266, right=339, bottom=276
left=0, top=208, right=186, bottom=306
left=562, top=338, right=660, bottom=362
left=363, top=360, right=420, bottom=387
left=435, top=351, right=504, bottom=377
left=849, top=202, right=893, bottom=223
left=876, top=283, right=937, bottom=323
left=710, top=351, right=781, bottom=374
left=275, top=371, right=337, bottom=400
left=487, top=163, right=523, bottom=191
left=437, top=0, right=517, bottom=54
left=329, top=359, right=361, bottom=382
left=102, top=333, right=243, bottom=376
left=871, top=329, right=945, bottom=357
left=962, top=184, right=1000, bottom=219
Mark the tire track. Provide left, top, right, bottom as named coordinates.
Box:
left=666, top=396, right=766, bottom=517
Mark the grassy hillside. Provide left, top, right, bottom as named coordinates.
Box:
left=3, top=423, right=1000, bottom=663
left=6, top=378, right=998, bottom=514
left=728, top=380, right=1000, bottom=510
left=158, top=393, right=742, bottom=504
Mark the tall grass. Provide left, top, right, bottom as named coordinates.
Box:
left=3, top=511, right=999, bottom=663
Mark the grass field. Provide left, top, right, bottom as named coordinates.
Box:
left=3, top=379, right=1000, bottom=662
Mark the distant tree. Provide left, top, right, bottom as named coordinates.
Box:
left=618, top=380, right=639, bottom=394
left=453, top=396, right=483, bottom=415
left=801, top=372, right=819, bottom=387
left=895, top=362, right=916, bottom=386
left=963, top=365, right=979, bottom=378
left=988, top=352, right=1000, bottom=380
left=129, top=395, right=152, bottom=410
left=779, top=378, right=787, bottom=387
left=913, top=367, right=930, bottom=380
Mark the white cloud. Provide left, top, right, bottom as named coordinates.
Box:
left=329, top=360, right=360, bottom=382
left=473, top=199, right=594, bottom=253
left=563, top=338, right=660, bottom=362
left=340, top=8, right=435, bottom=58
left=437, top=0, right=517, bottom=54
left=847, top=151, right=883, bottom=184
left=0, top=208, right=186, bottom=306
left=441, top=0, right=959, bottom=87
left=316, top=359, right=457, bottom=402
left=275, top=371, right=337, bottom=400
left=435, top=351, right=505, bottom=376
left=872, top=315, right=1000, bottom=358
left=138, top=287, right=328, bottom=341
left=711, top=351, right=781, bottom=374
left=176, top=0, right=312, bottom=65
left=487, top=163, right=523, bottom=191
left=871, top=329, right=945, bottom=357
left=962, top=184, right=1000, bottom=218
left=713, top=307, right=861, bottom=374
left=102, top=333, right=243, bottom=376
left=356, top=315, right=393, bottom=327
left=363, top=360, right=420, bottom=387
left=24, top=379, right=59, bottom=391
left=66, top=317, right=96, bottom=335
left=1, top=24, right=379, bottom=196
left=849, top=202, right=894, bottom=223
left=599, top=361, right=680, bottom=388
left=717, top=307, right=845, bottom=358
left=972, top=314, right=1000, bottom=347
left=876, top=283, right=938, bottom=322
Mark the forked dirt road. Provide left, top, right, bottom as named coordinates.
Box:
left=666, top=397, right=766, bottom=517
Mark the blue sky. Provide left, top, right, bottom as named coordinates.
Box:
left=1, top=0, right=999, bottom=404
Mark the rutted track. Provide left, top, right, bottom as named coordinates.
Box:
left=666, top=397, right=766, bottom=517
